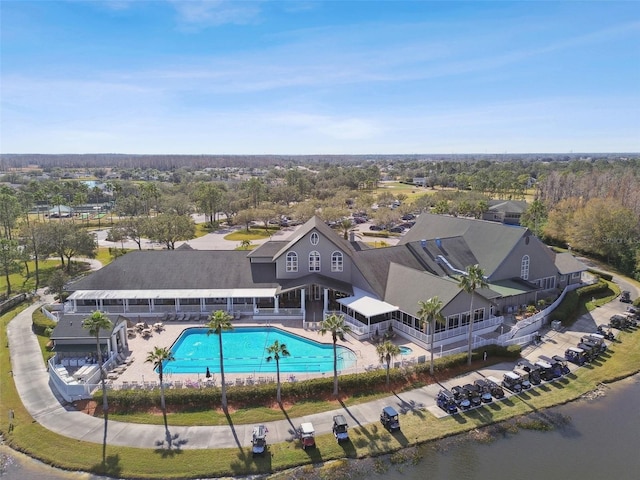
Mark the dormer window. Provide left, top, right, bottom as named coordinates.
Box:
left=310, top=232, right=319, bottom=246
left=286, top=252, right=298, bottom=272
left=309, top=251, right=320, bottom=272
left=331, top=251, right=343, bottom=272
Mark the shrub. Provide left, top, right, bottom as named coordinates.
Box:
left=32, top=309, right=56, bottom=336
left=587, top=268, right=613, bottom=281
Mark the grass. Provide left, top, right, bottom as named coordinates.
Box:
left=2, top=299, right=640, bottom=478
left=0, top=259, right=62, bottom=296
left=224, top=228, right=279, bottom=242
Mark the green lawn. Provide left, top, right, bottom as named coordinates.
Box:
left=0, top=259, right=62, bottom=296
left=2, top=297, right=640, bottom=478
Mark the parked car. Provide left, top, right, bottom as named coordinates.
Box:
left=473, top=379, right=495, bottom=402
left=502, top=371, right=523, bottom=393
left=401, top=213, right=415, bottom=221
left=551, top=355, right=571, bottom=375
left=380, top=406, right=401, bottom=431
left=436, top=389, right=459, bottom=414
left=332, top=415, right=349, bottom=443
left=299, top=422, right=316, bottom=450
left=389, top=226, right=404, bottom=233
left=619, top=291, right=632, bottom=303
left=451, top=385, right=472, bottom=410
left=369, top=225, right=383, bottom=231
left=534, top=360, right=556, bottom=381
left=251, top=425, right=268, bottom=456
left=565, top=346, right=587, bottom=366
left=352, top=216, right=367, bottom=224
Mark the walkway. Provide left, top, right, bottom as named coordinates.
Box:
left=7, top=277, right=638, bottom=450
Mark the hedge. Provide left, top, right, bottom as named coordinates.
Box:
left=587, top=268, right=613, bottom=281
left=32, top=308, right=57, bottom=336
left=101, top=345, right=521, bottom=412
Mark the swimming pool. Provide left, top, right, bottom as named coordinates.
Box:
left=161, top=327, right=357, bottom=375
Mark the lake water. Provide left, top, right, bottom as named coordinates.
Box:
left=2, top=374, right=639, bottom=479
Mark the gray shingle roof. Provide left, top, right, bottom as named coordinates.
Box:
left=66, top=250, right=278, bottom=291
left=400, top=213, right=526, bottom=277
left=51, top=314, right=125, bottom=341
left=554, top=251, right=587, bottom=274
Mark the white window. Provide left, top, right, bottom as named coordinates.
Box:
left=473, top=308, right=485, bottom=322
left=331, top=251, right=343, bottom=272
left=309, top=251, right=320, bottom=272
left=310, top=232, right=319, bottom=246
left=521, top=255, right=530, bottom=280
left=286, top=252, right=298, bottom=272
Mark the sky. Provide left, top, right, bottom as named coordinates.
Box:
left=1, top=0, right=639, bottom=155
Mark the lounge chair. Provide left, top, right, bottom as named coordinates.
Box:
left=235, top=378, right=244, bottom=386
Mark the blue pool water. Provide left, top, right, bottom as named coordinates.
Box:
left=162, top=327, right=357, bottom=375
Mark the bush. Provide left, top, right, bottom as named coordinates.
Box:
left=587, top=268, right=613, bottom=281
left=32, top=309, right=56, bottom=336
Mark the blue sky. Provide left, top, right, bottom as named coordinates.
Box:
left=1, top=0, right=639, bottom=154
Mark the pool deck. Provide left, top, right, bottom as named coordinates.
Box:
left=114, top=318, right=428, bottom=388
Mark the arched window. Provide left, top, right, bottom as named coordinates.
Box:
left=331, top=251, right=343, bottom=272
left=286, top=252, right=298, bottom=272
left=309, top=251, right=320, bottom=272
left=521, top=255, right=530, bottom=280
left=310, top=232, right=319, bottom=246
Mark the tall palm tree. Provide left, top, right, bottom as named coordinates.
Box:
left=417, top=296, right=445, bottom=375
left=319, top=313, right=352, bottom=397
left=376, top=340, right=401, bottom=387
left=206, top=310, right=234, bottom=409
left=458, top=264, right=488, bottom=366
left=82, top=311, right=113, bottom=415
left=145, top=346, right=175, bottom=430
left=265, top=340, right=290, bottom=404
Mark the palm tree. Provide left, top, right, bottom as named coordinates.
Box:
left=265, top=340, right=291, bottom=404
left=417, top=296, right=445, bottom=375
left=145, top=346, right=175, bottom=430
left=82, top=311, right=113, bottom=414
left=206, top=310, right=234, bottom=409
left=319, top=313, right=352, bottom=397
left=376, top=340, right=401, bottom=387
left=458, top=264, right=488, bottom=366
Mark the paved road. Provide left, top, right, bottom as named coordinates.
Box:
left=8, top=267, right=638, bottom=451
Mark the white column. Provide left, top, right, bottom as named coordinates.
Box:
left=124, top=299, right=129, bottom=313
left=323, top=288, right=329, bottom=313
left=227, top=298, right=232, bottom=311
left=176, top=298, right=181, bottom=312
left=200, top=298, right=205, bottom=312
left=301, top=288, right=306, bottom=321
left=274, top=295, right=279, bottom=314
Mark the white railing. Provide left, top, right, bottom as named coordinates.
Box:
left=40, top=306, right=58, bottom=322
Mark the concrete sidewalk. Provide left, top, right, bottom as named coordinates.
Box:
left=8, top=284, right=636, bottom=450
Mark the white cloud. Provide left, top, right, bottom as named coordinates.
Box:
left=168, top=0, right=263, bottom=29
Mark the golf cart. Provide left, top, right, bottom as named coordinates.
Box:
left=380, top=406, right=401, bottom=431
left=551, top=355, right=571, bottom=376
left=581, top=333, right=608, bottom=353
left=251, top=425, right=268, bottom=456
left=502, top=371, right=523, bottom=393
left=565, top=346, right=587, bottom=366
left=517, top=359, right=541, bottom=385
left=577, top=342, right=597, bottom=361
left=473, top=379, right=494, bottom=403
left=534, top=360, right=556, bottom=381
left=436, top=389, right=459, bottom=414
left=484, top=376, right=506, bottom=398
left=451, top=385, right=472, bottom=410
left=619, top=290, right=632, bottom=303
left=596, top=324, right=615, bottom=341
left=513, top=368, right=532, bottom=389
left=462, top=383, right=483, bottom=407
left=332, top=414, right=349, bottom=442
left=299, top=422, right=316, bottom=450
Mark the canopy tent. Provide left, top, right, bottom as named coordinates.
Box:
left=337, top=288, right=398, bottom=318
